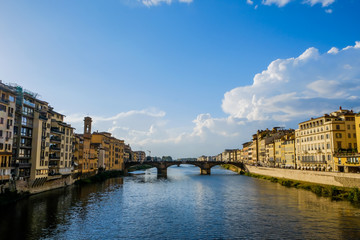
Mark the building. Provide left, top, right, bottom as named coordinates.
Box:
left=282, top=133, right=296, bottom=168
left=133, top=151, right=146, bottom=163
left=1, top=83, right=75, bottom=187
left=222, top=149, right=238, bottom=162
left=0, top=83, right=16, bottom=182
left=252, top=128, right=294, bottom=166
left=295, top=107, right=357, bottom=171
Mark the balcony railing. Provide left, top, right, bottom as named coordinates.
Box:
left=50, top=136, right=61, bottom=143
left=50, top=146, right=61, bottom=151
left=51, top=128, right=65, bottom=134
left=0, top=98, right=9, bottom=104
left=18, top=163, right=31, bottom=168
left=23, top=99, right=35, bottom=108
left=20, top=144, right=32, bottom=148
left=20, top=133, right=32, bottom=138
left=22, top=111, right=34, bottom=117
left=49, top=155, right=60, bottom=160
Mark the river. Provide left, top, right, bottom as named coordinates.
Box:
left=1, top=165, right=360, bottom=239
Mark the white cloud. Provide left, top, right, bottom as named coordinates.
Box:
left=222, top=42, right=360, bottom=122
left=304, top=0, right=335, bottom=7
left=247, top=0, right=254, bottom=5
left=141, top=0, right=192, bottom=7
left=262, top=0, right=292, bottom=7
left=327, top=47, right=339, bottom=54
left=325, top=8, right=333, bottom=13
left=258, top=0, right=335, bottom=8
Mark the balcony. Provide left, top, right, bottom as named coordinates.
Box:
left=18, top=162, right=31, bottom=168
left=20, top=144, right=32, bottom=149
left=50, top=136, right=61, bottom=143
left=51, top=127, right=64, bottom=134
left=20, top=133, right=32, bottom=138
left=39, top=115, right=47, bottom=121
left=22, top=111, right=34, bottom=117
left=23, top=99, right=35, bottom=108
left=50, top=146, right=61, bottom=151
left=0, top=98, right=9, bottom=105
left=48, top=162, right=59, bottom=167
left=21, top=122, right=33, bottom=128
left=49, top=155, right=60, bottom=160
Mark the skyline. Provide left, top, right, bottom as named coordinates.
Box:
left=1, top=0, right=359, bottom=158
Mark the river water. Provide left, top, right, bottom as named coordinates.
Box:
left=1, top=165, right=360, bottom=239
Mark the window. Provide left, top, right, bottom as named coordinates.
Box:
left=354, top=133, right=356, bottom=138
left=336, top=133, right=342, bottom=138
left=349, top=143, right=352, bottom=149
left=347, top=125, right=350, bottom=130
left=348, top=133, right=351, bottom=138
left=336, top=125, right=340, bottom=130
left=0, top=104, right=6, bottom=112
left=337, top=141, right=342, bottom=149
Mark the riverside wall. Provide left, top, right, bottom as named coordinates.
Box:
left=245, top=164, right=360, bottom=188
left=15, top=175, right=76, bottom=194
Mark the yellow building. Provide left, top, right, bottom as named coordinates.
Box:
left=133, top=151, right=146, bottom=163
left=91, top=130, right=125, bottom=171
left=109, top=137, right=124, bottom=170
left=73, top=117, right=98, bottom=176
left=252, top=128, right=294, bottom=167
left=240, top=142, right=253, bottom=164
left=274, top=138, right=282, bottom=167
left=295, top=107, right=357, bottom=171
left=0, top=83, right=16, bottom=182
left=265, top=141, right=275, bottom=167
left=282, top=133, right=296, bottom=168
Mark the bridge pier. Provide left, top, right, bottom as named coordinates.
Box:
left=157, top=167, right=167, bottom=178
left=200, top=167, right=211, bottom=175
left=123, top=168, right=128, bottom=176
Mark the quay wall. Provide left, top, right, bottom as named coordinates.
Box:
left=16, top=175, right=76, bottom=194
left=245, top=164, right=360, bottom=188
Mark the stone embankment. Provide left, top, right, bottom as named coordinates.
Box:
left=245, top=165, right=360, bottom=188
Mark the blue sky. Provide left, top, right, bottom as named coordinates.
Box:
left=1, top=0, right=360, bottom=158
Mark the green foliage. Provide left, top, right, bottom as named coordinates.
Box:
left=75, top=170, right=123, bottom=185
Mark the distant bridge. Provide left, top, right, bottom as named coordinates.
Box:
left=124, top=161, right=245, bottom=177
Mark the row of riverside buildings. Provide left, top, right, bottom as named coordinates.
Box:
left=0, top=81, right=146, bottom=188
left=199, top=107, right=360, bottom=173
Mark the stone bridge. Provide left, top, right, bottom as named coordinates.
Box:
left=124, top=161, right=245, bottom=177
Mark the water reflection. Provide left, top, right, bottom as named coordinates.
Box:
left=1, top=166, right=360, bottom=239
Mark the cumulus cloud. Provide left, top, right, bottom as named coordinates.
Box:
left=141, top=0, right=193, bottom=7
left=222, top=41, right=360, bottom=122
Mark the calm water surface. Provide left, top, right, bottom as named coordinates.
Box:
left=1, top=165, right=360, bottom=239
